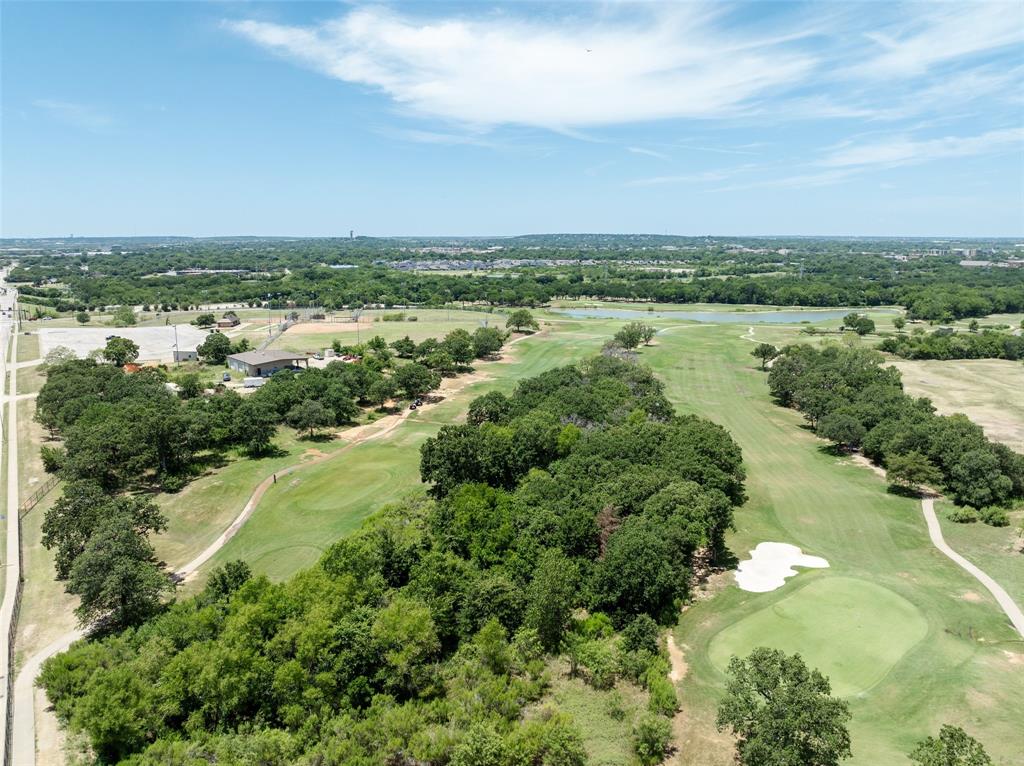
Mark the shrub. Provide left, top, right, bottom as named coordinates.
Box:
left=40, top=445, right=66, bottom=474
left=979, top=506, right=1010, bottom=527
left=647, top=675, right=678, bottom=716
left=622, top=614, right=660, bottom=655
left=632, top=714, right=672, bottom=766
left=578, top=613, right=615, bottom=640
left=606, top=691, right=626, bottom=721
left=948, top=507, right=978, bottom=523
left=160, top=474, right=187, bottom=493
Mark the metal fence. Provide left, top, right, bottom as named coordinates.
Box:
left=19, top=474, right=59, bottom=517
left=3, top=504, right=23, bottom=766
left=257, top=317, right=298, bottom=352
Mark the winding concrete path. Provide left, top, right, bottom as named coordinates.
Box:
left=850, top=454, right=1024, bottom=639
left=920, top=497, right=1024, bottom=638
left=11, top=331, right=538, bottom=763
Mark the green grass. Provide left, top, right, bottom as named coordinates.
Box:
left=16, top=331, right=40, bottom=362
left=16, top=363, right=45, bottom=395
left=639, top=324, right=1024, bottom=765
left=707, top=576, right=929, bottom=697
left=934, top=501, right=1024, bottom=608
left=540, top=660, right=649, bottom=766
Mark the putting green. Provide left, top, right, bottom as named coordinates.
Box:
left=708, top=576, right=928, bottom=697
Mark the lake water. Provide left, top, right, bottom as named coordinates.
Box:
left=551, top=307, right=888, bottom=324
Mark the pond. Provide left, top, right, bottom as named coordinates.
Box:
left=550, top=307, right=892, bottom=324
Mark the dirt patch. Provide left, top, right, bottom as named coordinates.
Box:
left=962, top=591, right=983, bottom=602
left=666, top=634, right=688, bottom=683
left=284, top=321, right=366, bottom=335
left=302, top=448, right=327, bottom=459
left=1003, top=650, right=1024, bottom=666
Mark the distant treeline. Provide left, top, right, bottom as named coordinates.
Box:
left=879, top=328, right=1024, bottom=361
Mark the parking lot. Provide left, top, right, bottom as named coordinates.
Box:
left=36, top=325, right=213, bottom=362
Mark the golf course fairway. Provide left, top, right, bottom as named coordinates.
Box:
left=708, top=576, right=929, bottom=697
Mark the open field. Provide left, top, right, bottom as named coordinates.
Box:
left=888, top=358, right=1024, bottom=452
left=641, top=324, right=1024, bottom=765
left=269, top=308, right=506, bottom=354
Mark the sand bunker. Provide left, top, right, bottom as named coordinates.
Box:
left=735, top=542, right=829, bottom=593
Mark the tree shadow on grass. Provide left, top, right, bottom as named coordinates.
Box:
left=248, top=444, right=288, bottom=460
left=816, top=443, right=847, bottom=458
left=886, top=484, right=924, bottom=499
left=299, top=432, right=336, bottom=443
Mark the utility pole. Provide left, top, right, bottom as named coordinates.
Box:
left=173, top=323, right=179, bottom=367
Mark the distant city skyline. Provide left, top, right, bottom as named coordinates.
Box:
left=3, top=1, right=1023, bottom=237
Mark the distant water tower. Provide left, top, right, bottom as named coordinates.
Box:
left=349, top=230, right=354, bottom=239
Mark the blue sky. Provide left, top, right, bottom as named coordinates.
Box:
left=2, top=1, right=1022, bottom=237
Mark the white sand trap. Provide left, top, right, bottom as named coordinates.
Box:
left=735, top=542, right=829, bottom=593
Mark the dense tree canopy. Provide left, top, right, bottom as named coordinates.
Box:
left=41, top=350, right=746, bottom=764
left=767, top=344, right=1024, bottom=510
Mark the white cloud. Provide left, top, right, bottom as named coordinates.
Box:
left=819, top=127, right=1024, bottom=168
left=627, top=146, right=669, bottom=160
left=626, top=169, right=742, bottom=187
left=224, top=5, right=814, bottom=130
left=33, top=99, right=112, bottom=130
left=849, top=3, right=1024, bottom=79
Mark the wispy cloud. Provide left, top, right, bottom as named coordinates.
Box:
left=626, top=169, right=742, bottom=187
left=848, top=3, right=1024, bottom=80
left=223, top=5, right=814, bottom=130
left=627, top=146, right=669, bottom=160
left=819, top=127, right=1024, bottom=168
left=33, top=99, right=112, bottom=131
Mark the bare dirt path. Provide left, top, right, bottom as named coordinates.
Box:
left=666, top=634, right=687, bottom=683
left=12, top=331, right=538, bottom=764
left=849, top=454, right=1024, bottom=639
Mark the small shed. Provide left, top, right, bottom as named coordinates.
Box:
left=173, top=348, right=198, bottom=362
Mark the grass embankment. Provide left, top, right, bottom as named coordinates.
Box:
left=641, top=323, right=1023, bottom=766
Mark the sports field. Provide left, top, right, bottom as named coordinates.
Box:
left=269, top=308, right=507, bottom=354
